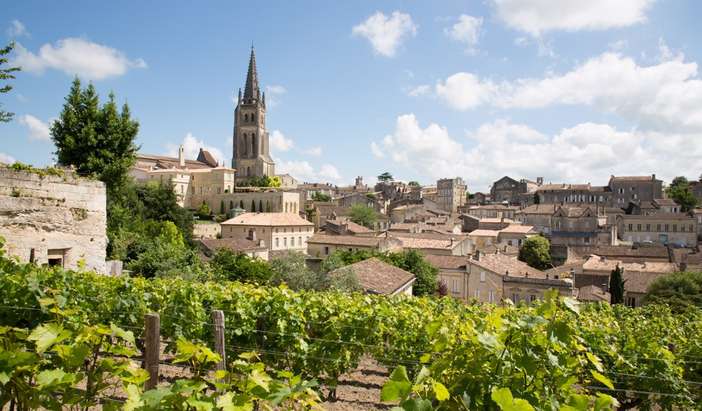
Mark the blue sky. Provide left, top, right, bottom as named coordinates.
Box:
left=2, top=0, right=701, bottom=191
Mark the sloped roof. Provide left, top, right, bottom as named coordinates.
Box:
left=471, top=253, right=547, bottom=279
left=499, top=224, right=536, bottom=234
left=330, top=258, right=415, bottom=295
left=196, top=149, right=219, bottom=167
left=577, top=285, right=610, bottom=302
left=468, top=229, right=500, bottom=238
left=222, top=213, right=313, bottom=226
left=307, top=234, right=382, bottom=247
left=425, top=254, right=468, bottom=270
left=610, top=175, right=656, bottom=182
left=516, top=204, right=559, bottom=215
left=199, top=238, right=264, bottom=254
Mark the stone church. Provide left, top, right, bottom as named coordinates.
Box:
left=232, top=47, right=276, bottom=178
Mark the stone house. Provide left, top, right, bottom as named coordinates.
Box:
left=497, top=224, right=537, bottom=248
left=467, top=229, right=500, bottom=252
left=616, top=213, right=698, bottom=246
left=306, top=234, right=402, bottom=258
left=490, top=176, right=541, bottom=205
left=608, top=175, right=663, bottom=207
left=0, top=166, right=107, bottom=273
left=426, top=252, right=572, bottom=303
left=329, top=257, right=415, bottom=296
left=514, top=204, right=559, bottom=234
left=575, top=255, right=677, bottom=289
left=534, top=183, right=612, bottom=206
left=550, top=206, right=611, bottom=248
left=220, top=212, right=314, bottom=254
left=436, top=177, right=467, bottom=213
left=467, top=204, right=519, bottom=220
left=322, top=217, right=373, bottom=235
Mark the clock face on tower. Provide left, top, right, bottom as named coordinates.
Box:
left=232, top=47, right=275, bottom=179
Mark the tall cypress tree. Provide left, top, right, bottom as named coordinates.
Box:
left=610, top=265, right=626, bottom=304
left=51, top=78, right=139, bottom=193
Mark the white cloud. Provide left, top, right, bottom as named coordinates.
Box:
left=445, top=15, right=483, bottom=54
left=431, top=51, right=702, bottom=132
left=7, top=20, right=28, bottom=37
left=371, top=114, right=702, bottom=191
left=265, top=85, right=286, bottom=107
left=492, top=0, right=656, bottom=36
left=608, top=39, right=628, bottom=51
left=270, top=130, right=294, bottom=152
left=435, top=72, right=496, bottom=111
left=18, top=114, right=51, bottom=141
left=302, top=146, right=323, bottom=156
left=13, top=38, right=147, bottom=80
left=0, top=152, right=16, bottom=164
left=166, top=133, right=224, bottom=165
left=370, top=141, right=385, bottom=158
left=275, top=159, right=344, bottom=184
left=266, top=85, right=286, bottom=94
left=352, top=11, right=417, bottom=57
left=407, top=84, right=431, bottom=97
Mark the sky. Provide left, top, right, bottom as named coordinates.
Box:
left=1, top=0, right=701, bottom=192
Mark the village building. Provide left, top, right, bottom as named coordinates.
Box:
left=220, top=212, right=313, bottom=254
left=534, top=183, right=612, bottom=206
left=608, top=175, right=663, bottom=207
left=322, top=217, right=373, bottom=235
left=490, top=176, right=542, bottom=205
left=616, top=213, right=698, bottom=246
left=389, top=232, right=471, bottom=256
left=514, top=204, right=559, bottom=234
left=329, top=258, right=415, bottom=296
left=574, top=255, right=677, bottom=290
left=426, top=252, right=572, bottom=303
left=0, top=166, right=107, bottom=273
left=550, top=206, right=612, bottom=248
left=306, top=233, right=402, bottom=257
left=436, top=177, right=467, bottom=213
left=466, top=204, right=519, bottom=220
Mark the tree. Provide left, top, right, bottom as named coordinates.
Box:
left=609, top=265, right=625, bottom=305
left=311, top=192, right=331, bottom=202
left=644, top=271, right=702, bottom=312
left=377, top=172, right=393, bottom=183
left=533, top=192, right=541, bottom=205
left=518, top=236, right=551, bottom=270
left=0, top=42, right=20, bottom=123
left=269, top=252, right=324, bottom=291
left=209, top=249, right=273, bottom=284
left=666, top=176, right=698, bottom=212
left=408, top=181, right=420, bottom=187
left=196, top=201, right=211, bottom=219
left=349, top=204, right=377, bottom=229
left=125, top=221, right=203, bottom=279
left=51, top=78, right=139, bottom=193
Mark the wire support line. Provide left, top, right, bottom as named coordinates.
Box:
left=225, top=344, right=421, bottom=366
left=584, top=385, right=688, bottom=398
left=607, top=371, right=702, bottom=386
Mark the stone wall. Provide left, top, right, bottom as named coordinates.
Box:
left=0, top=167, right=107, bottom=273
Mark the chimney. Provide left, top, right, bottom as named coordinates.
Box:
left=537, top=177, right=543, bottom=185
left=473, top=250, right=480, bottom=261
left=178, top=145, right=185, bottom=167
left=248, top=228, right=257, bottom=242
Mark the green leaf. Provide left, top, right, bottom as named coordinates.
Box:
left=381, top=366, right=412, bottom=402
left=478, top=332, right=499, bottom=350
left=594, top=393, right=619, bottom=411
left=562, top=297, right=580, bottom=315
left=491, top=387, right=535, bottom=411
left=399, top=398, right=433, bottom=411
left=249, top=368, right=271, bottom=392
left=590, top=370, right=614, bottom=390
left=36, top=368, right=75, bottom=388
left=0, top=372, right=9, bottom=384
left=28, top=323, right=70, bottom=353
left=432, top=381, right=449, bottom=401
left=586, top=352, right=604, bottom=372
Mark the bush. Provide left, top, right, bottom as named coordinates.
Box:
left=208, top=249, right=273, bottom=284
left=645, top=271, right=702, bottom=312
left=518, top=236, right=552, bottom=269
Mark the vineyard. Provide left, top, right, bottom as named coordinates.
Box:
left=1, top=256, right=701, bottom=410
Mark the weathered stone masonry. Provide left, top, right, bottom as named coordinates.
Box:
left=0, top=167, right=107, bottom=273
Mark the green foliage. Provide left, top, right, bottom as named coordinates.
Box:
left=408, top=181, right=420, bottom=187
left=348, top=204, right=377, bottom=229
left=609, top=265, right=625, bottom=304
left=6, top=162, right=65, bottom=177
left=322, top=249, right=438, bottom=296
left=0, top=260, right=701, bottom=409
left=666, top=176, right=698, bottom=212
left=311, top=191, right=331, bottom=202
left=196, top=201, right=211, bottom=219
left=645, top=271, right=702, bottom=312
left=236, top=175, right=280, bottom=188
left=51, top=78, right=139, bottom=194
left=107, top=180, right=195, bottom=262
left=0, top=41, right=20, bottom=123
left=518, top=236, right=552, bottom=269
left=269, top=252, right=324, bottom=291
left=378, top=171, right=394, bottom=182
left=209, top=249, right=273, bottom=284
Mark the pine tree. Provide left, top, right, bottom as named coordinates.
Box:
left=610, top=265, right=626, bottom=305
left=51, top=78, right=139, bottom=193
left=0, top=42, right=20, bottom=123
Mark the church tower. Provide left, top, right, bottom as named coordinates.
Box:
left=232, top=47, right=275, bottom=178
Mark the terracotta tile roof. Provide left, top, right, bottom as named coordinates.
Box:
left=196, top=149, right=219, bottom=167
left=326, top=218, right=372, bottom=234
left=329, top=258, right=415, bottom=295
left=499, top=224, right=536, bottom=234
left=571, top=245, right=670, bottom=260
left=222, top=213, right=313, bottom=227
left=468, top=229, right=500, bottom=237
left=136, top=153, right=214, bottom=170
left=582, top=257, right=678, bottom=274
left=471, top=253, right=547, bottom=279
left=653, top=198, right=677, bottom=207
left=307, top=234, right=382, bottom=247
left=623, top=271, right=670, bottom=294
left=424, top=255, right=468, bottom=270
left=392, top=235, right=463, bottom=250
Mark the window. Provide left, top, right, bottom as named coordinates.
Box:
left=530, top=295, right=537, bottom=303
left=665, top=224, right=669, bottom=231
left=628, top=224, right=633, bottom=232
left=646, top=224, right=650, bottom=231
left=474, top=290, right=480, bottom=299
left=451, top=279, right=459, bottom=293
left=511, top=293, right=519, bottom=303
left=275, top=238, right=279, bottom=248
left=672, top=224, right=677, bottom=232
left=291, top=237, right=295, bottom=247
left=324, top=246, right=329, bottom=255
left=636, top=224, right=641, bottom=232
left=488, top=291, right=495, bottom=303
left=283, top=238, right=287, bottom=247
left=480, top=271, right=485, bottom=282
left=656, top=224, right=661, bottom=232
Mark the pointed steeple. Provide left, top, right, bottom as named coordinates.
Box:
left=243, top=46, right=259, bottom=101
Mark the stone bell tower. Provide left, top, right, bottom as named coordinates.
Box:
left=231, top=46, right=275, bottom=179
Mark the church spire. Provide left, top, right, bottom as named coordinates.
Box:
left=243, top=46, right=260, bottom=101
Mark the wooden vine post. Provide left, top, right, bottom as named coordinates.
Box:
left=144, top=313, right=160, bottom=390
left=212, top=310, right=227, bottom=373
